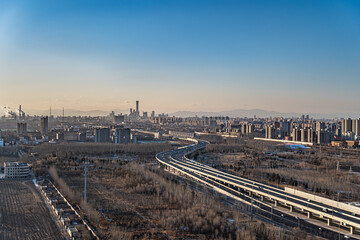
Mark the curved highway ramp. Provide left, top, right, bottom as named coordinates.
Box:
left=156, top=139, right=360, bottom=240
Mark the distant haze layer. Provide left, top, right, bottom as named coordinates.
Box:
left=4, top=107, right=359, bottom=119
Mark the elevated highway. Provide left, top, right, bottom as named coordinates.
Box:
left=156, top=139, right=360, bottom=238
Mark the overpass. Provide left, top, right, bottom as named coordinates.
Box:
left=156, top=139, right=360, bottom=237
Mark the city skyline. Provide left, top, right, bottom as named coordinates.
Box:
left=1, top=0, right=360, bottom=113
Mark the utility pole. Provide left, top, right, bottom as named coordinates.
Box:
left=84, top=159, right=87, bottom=202
left=338, top=192, right=340, bottom=240
left=319, top=144, right=322, bottom=159
left=251, top=194, right=253, bottom=221
left=340, top=143, right=343, bottom=158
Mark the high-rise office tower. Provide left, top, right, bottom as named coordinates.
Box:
left=317, top=130, right=332, bottom=144
left=151, top=111, right=155, bottom=118
left=315, top=122, right=325, bottom=131
left=136, top=100, right=139, bottom=114
left=352, top=119, right=360, bottom=136
left=17, top=123, right=27, bottom=136
left=265, top=126, right=276, bottom=139
left=241, top=124, right=247, bottom=135
left=291, top=127, right=302, bottom=142
left=40, top=116, right=49, bottom=136
left=342, top=118, right=352, bottom=134
left=114, top=127, right=131, bottom=144
left=307, top=129, right=315, bottom=143
left=301, top=129, right=308, bottom=142
left=94, top=128, right=110, bottom=143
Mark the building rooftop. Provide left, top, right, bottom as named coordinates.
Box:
left=4, top=162, right=29, bottom=167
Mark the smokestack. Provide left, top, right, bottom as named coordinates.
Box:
left=136, top=100, right=139, bottom=114
left=19, top=105, right=22, bottom=120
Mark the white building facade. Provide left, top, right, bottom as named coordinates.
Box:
left=4, top=162, right=30, bottom=178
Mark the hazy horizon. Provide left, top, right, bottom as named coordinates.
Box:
left=1, top=0, right=360, bottom=114
left=2, top=106, right=360, bottom=119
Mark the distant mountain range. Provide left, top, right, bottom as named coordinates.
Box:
left=21, top=108, right=360, bottom=119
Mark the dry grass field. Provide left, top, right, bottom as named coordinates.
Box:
left=0, top=180, right=63, bottom=240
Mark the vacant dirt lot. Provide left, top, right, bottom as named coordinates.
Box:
left=0, top=180, right=63, bottom=240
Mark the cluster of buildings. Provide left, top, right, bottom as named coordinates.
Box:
left=150, top=115, right=257, bottom=137
left=94, top=126, right=132, bottom=143
left=3, top=107, right=135, bottom=145
left=341, top=118, right=360, bottom=141
left=113, top=100, right=155, bottom=121
left=263, top=118, right=360, bottom=146
left=3, top=103, right=360, bottom=149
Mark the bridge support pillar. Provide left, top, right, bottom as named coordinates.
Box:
left=350, top=226, right=354, bottom=235
left=289, top=206, right=293, bottom=212
left=274, top=200, right=278, bottom=206
left=307, top=212, right=311, bottom=218
left=327, top=219, right=331, bottom=226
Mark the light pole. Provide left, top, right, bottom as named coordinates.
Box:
left=84, top=159, right=87, bottom=202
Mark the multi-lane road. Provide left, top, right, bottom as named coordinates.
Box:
left=156, top=139, right=360, bottom=239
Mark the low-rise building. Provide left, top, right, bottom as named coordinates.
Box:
left=4, top=162, right=30, bottom=178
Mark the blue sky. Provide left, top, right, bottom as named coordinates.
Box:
left=1, top=0, right=360, bottom=114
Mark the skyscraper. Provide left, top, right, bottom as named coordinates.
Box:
left=114, top=127, right=131, bottom=144
left=342, top=118, right=352, bottom=135
left=136, top=100, right=139, bottom=115
left=17, top=123, right=27, bottom=136
left=352, top=119, right=360, bottom=137
left=40, top=116, right=49, bottom=136
left=94, top=128, right=110, bottom=143
left=315, top=122, right=325, bottom=131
